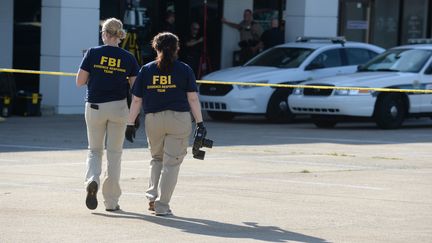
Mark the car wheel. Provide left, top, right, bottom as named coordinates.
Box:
left=266, top=89, right=295, bottom=122
left=207, top=111, right=235, bottom=121
left=374, top=94, right=406, bottom=129
left=311, top=115, right=337, bottom=128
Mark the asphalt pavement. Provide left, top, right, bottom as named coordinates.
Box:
left=0, top=114, right=431, bottom=242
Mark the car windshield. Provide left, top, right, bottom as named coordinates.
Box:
left=361, top=48, right=432, bottom=73
left=245, top=47, right=314, bottom=68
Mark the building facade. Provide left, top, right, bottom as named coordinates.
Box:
left=0, top=0, right=431, bottom=114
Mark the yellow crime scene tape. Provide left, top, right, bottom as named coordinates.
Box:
left=0, top=68, right=77, bottom=77
left=2, top=68, right=432, bottom=94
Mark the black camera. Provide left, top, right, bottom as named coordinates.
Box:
left=192, top=125, right=213, bottom=160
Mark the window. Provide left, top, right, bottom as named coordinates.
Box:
left=346, top=48, right=379, bottom=65
left=253, top=0, right=284, bottom=30
left=311, top=49, right=343, bottom=68
left=425, top=63, right=432, bottom=75
left=245, top=47, right=314, bottom=68
left=363, top=49, right=432, bottom=73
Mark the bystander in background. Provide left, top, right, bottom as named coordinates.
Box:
left=161, top=10, right=176, bottom=34
left=260, top=19, right=285, bottom=50
left=182, top=22, right=203, bottom=77
left=222, top=9, right=263, bottom=63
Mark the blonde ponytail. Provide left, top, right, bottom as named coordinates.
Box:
left=102, top=18, right=126, bottom=40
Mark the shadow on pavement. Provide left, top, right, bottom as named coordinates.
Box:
left=93, top=210, right=330, bottom=243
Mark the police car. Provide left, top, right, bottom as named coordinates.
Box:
left=289, top=43, right=432, bottom=129
left=199, top=37, right=384, bottom=121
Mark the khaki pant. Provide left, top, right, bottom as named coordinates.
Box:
left=84, top=99, right=128, bottom=209
left=144, top=110, right=192, bottom=214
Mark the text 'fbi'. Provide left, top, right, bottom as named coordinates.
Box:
left=100, top=56, right=121, bottom=67
left=153, top=75, right=172, bottom=85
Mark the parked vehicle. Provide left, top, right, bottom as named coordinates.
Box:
left=199, top=37, right=384, bottom=122
left=289, top=44, right=432, bottom=129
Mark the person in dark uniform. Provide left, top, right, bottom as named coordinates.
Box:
left=76, top=18, right=140, bottom=211
left=182, top=22, right=203, bottom=77
left=260, top=19, right=285, bottom=50
left=161, top=10, right=176, bottom=34
left=125, top=32, right=205, bottom=216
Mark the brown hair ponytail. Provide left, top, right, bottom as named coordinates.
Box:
left=152, top=32, right=179, bottom=73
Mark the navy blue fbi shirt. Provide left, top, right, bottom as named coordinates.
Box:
left=132, top=60, right=198, bottom=114
left=80, top=45, right=140, bottom=103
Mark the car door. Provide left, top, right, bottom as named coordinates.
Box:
left=303, top=48, right=350, bottom=81
left=420, top=60, right=432, bottom=112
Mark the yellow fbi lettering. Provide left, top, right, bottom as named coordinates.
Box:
left=149, top=75, right=176, bottom=92
left=153, top=75, right=172, bottom=85
left=100, top=56, right=121, bottom=67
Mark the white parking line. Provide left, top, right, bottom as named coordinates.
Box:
left=180, top=172, right=386, bottom=191
left=0, top=170, right=385, bottom=191
left=0, top=158, right=19, bottom=162
left=0, top=143, right=77, bottom=150
left=246, top=176, right=384, bottom=190
left=260, top=159, right=380, bottom=169
left=0, top=144, right=149, bottom=151
left=0, top=160, right=148, bottom=167
left=264, top=136, right=399, bottom=144
left=0, top=162, right=84, bottom=167
left=0, top=182, right=182, bottom=198
left=201, top=155, right=381, bottom=170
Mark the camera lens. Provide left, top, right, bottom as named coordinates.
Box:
left=202, top=138, right=213, bottom=148
left=193, top=150, right=205, bottom=160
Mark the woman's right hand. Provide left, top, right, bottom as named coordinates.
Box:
left=125, top=125, right=136, bottom=143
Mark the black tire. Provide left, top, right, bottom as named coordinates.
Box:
left=374, top=94, right=406, bottom=129
left=266, top=89, right=295, bottom=122
left=311, top=115, right=337, bottom=128
left=207, top=111, right=235, bottom=121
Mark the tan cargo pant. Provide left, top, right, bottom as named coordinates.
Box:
left=84, top=99, right=128, bottom=209
left=144, top=110, right=192, bottom=214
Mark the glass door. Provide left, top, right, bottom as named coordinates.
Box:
left=401, top=0, right=429, bottom=44
left=339, top=0, right=371, bottom=42
left=370, top=0, right=400, bottom=49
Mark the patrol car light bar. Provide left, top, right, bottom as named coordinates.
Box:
left=296, top=36, right=346, bottom=45
left=408, top=38, right=432, bottom=44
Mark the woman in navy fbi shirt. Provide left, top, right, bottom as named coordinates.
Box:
left=76, top=18, right=140, bottom=211
left=126, top=32, right=205, bottom=216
